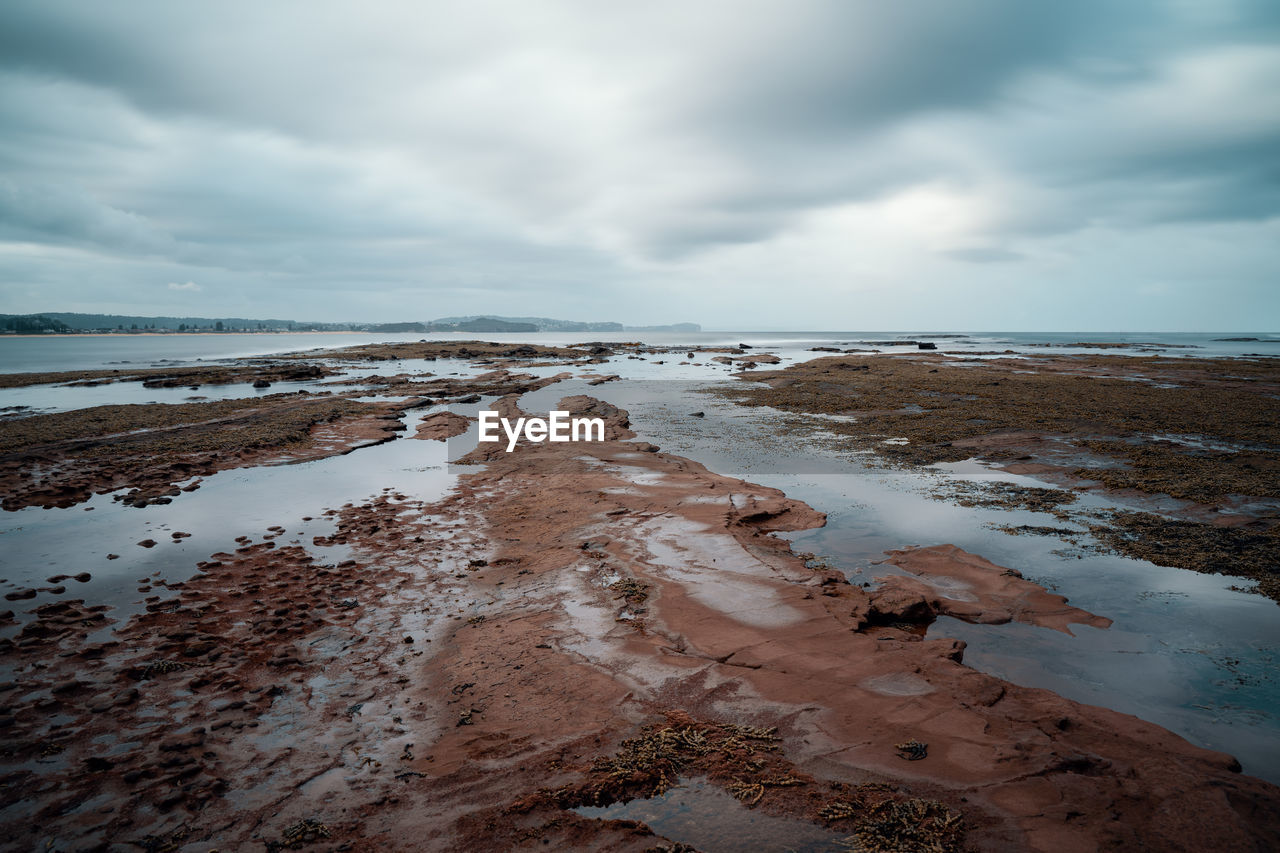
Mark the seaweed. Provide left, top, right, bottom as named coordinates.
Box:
left=1091, top=511, right=1279, bottom=603
left=895, top=740, right=928, bottom=761
left=609, top=577, right=651, bottom=604
left=266, top=818, right=332, bottom=851
left=539, top=711, right=965, bottom=853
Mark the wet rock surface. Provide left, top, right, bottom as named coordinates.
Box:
left=2, top=342, right=1278, bottom=851
left=725, top=352, right=1280, bottom=601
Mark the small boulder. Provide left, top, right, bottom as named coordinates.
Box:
left=868, top=585, right=935, bottom=625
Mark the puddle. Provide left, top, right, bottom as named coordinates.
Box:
left=0, top=407, right=456, bottom=638
left=575, top=778, right=850, bottom=852
left=632, top=516, right=805, bottom=629
left=0, top=357, right=483, bottom=417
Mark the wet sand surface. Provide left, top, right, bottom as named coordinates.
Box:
left=1, top=340, right=1278, bottom=851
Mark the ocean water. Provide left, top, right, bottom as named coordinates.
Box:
left=2, top=330, right=1277, bottom=374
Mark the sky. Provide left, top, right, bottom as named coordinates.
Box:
left=0, top=1, right=1277, bottom=331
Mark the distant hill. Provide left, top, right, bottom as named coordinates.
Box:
left=2, top=313, right=700, bottom=335
left=432, top=315, right=623, bottom=332
left=368, top=318, right=537, bottom=333
left=22, top=313, right=346, bottom=332
left=1, top=314, right=71, bottom=333
left=626, top=322, right=701, bottom=332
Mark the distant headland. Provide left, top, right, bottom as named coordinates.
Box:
left=0, top=313, right=701, bottom=335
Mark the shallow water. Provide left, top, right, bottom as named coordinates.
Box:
left=4, top=329, right=1275, bottom=374
left=0, top=357, right=477, bottom=417
left=0, top=407, right=457, bottom=639
left=575, top=778, right=850, bottom=852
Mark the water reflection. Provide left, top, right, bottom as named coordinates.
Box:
left=576, top=778, right=850, bottom=853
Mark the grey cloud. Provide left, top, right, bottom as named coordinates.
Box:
left=0, top=1, right=1276, bottom=328
left=682, top=2, right=1165, bottom=137
left=942, top=248, right=1023, bottom=264
left=0, top=176, right=176, bottom=255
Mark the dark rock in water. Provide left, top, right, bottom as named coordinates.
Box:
left=455, top=394, right=481, bottom=404
left=809, top=346, right=841, bottom=352
left=687, top=352, right=695, bottom=359
left=281, top=364, right=326, bottom=380
left=868, top=586, right=935, bottom=625
left=4, top=588, right=36, bottom=601
left=502, top=345, right=539, bottom=357
left=739, top=343, right=753, bottom=349
left=84, top=756, right=114, bottom=772
left=690, top=411, right=705, bottom=418
left=137, top=539, right=157, bottom=548
left=917, top=342, right=937, bottom=350
left=252, top=378, right=271, bottom=388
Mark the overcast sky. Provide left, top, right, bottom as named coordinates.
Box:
left=1, top=1, right=1277, bottom=330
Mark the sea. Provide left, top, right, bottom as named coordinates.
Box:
left=1, top=330, right=1278, bottom=374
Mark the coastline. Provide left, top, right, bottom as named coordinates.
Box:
left=1, top=331, right=373, bottom=338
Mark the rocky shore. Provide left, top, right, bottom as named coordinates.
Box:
left=1, top=343, right=1278, bottom=851
left=723, top=351, right=1280, bottom=602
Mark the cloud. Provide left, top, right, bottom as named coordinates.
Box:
left=167, top=281, right=200, bottom=291
left=0, top=1, right=1276, bottom=329
left=0, top=174, right=176, bottom=254
left=942, top=248, right=1024, bottom=264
